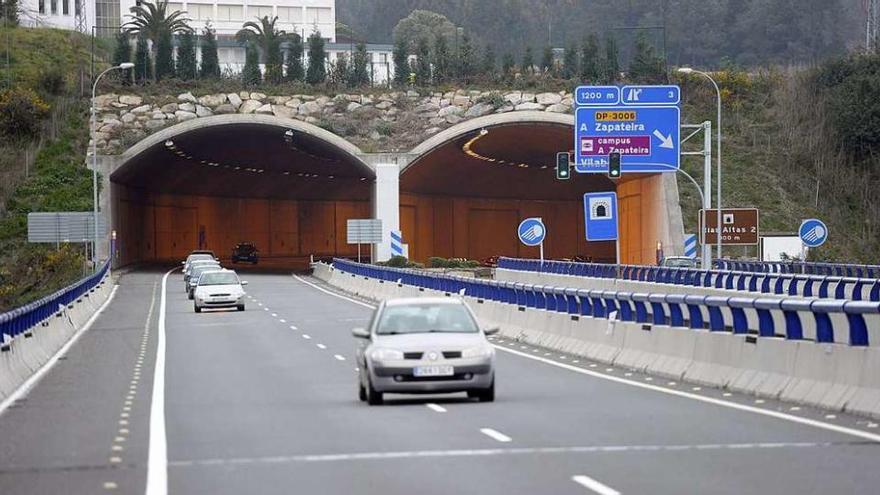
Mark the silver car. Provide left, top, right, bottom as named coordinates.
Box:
left=353, top=297, right=498, bottom=405
left=193, top=269, right=247, bottom=313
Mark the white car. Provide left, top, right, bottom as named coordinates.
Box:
left=353, top=297, right=498, bottom=405
left=193, top=270, right=248, bottom=313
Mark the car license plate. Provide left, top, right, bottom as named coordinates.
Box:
left=413, top=365, right=454, bottom=377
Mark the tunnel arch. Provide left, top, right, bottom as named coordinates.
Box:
left=110, top=114, right=375, bottom=267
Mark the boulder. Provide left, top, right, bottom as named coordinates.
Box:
left=375, top=100, right=393, bottom=110
left=316, top=96, right=330, bottom=105
left=250, top=92, right=267, bottom=101
left=239, top=99, right=262, bottom=114
left=110, top=102, right=129, bottom=108
left=175, top=110, right=198, bottom=122
left=150, top=112, right=166, bottom=120
left=255, top=104, right=274, bottom=114
left=521, top=92, right=536, bottom=102
left=178, top=92, right=197, bottom=103
left=160, top=102, right=179, bottom=113
left=146, top=120, right=166, bottom=130
left=198, top=93, right=227, bottom=107
left=414, top=102, right=440, bottom=113
left=346, top=102, right=362, bottom=112
left=438, top=105, right=463, bottom=117
left=536, top=92, right=562, bottom=105
left=178, top=102, right=196, bottom=113
left=298, top=101, right=321, bottom=115
left=195, top=105, right=213, bottom=117
left=445, top=114, right=463, bottom=125
left=464, top=102, right=494, bottom=118
left=452, top=95, right=470, bottom=106
left=239, top=91, right=250, bottom=100
left=214, top=104, right=236, bottom=114
left=429, top=117, right=446, bottom=126
left=118, top=95, right=142, bottom=106
left=227, top=93, right=243, bottom=109
left=284, top=98, right=302, bottom=108
left=545, top=103, right=569, bottom=113
left=272, top=105, right=296, bottom=119
left=425, top=127, right=442, bottom=135
left=515, top=102, right=544, bottom=111
left=269, top=96, right=291, bottom=105
left=130, top=104, right=152, bottom=114
left=93, top=94, right=118, bottom=108
left=495, top=104, right=514, bottom=114
left=503, top=91, right=522, bottom=105
left=121, top=113, right=137, bottom=124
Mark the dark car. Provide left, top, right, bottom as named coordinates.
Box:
left=231, top=242, right=258, bottom=264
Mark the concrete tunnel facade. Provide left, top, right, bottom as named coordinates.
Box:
left=99, top=112, right=683, bottom=268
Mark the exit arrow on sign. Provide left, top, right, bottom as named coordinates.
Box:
left=653, top=129, right=674, bottom=149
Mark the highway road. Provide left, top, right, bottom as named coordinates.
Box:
left=1, top=268, right=880, bottom=494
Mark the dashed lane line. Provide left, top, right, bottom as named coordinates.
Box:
left=426, top=403, right=447, bottom=413
left=571, top=475, right=621, bottom=495
left=480, top=428, right=513, bottom=443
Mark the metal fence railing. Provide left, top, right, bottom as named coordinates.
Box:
left=713, top=259, right=880, bottom=278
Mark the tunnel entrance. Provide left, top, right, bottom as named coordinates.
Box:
left=401, top=113, right=671, bottom=265
left=110, top=116, right=373, bottom=268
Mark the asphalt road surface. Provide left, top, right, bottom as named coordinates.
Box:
left=2, top=269, right=880, bottom=495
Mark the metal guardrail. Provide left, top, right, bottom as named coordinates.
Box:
left=496, top=257, right=880, bottom=302
left=713, top=259, right=880, bottom=278
left=0, top=261, right=110, bottom=342
left=331, top=259, right=880, bottom=347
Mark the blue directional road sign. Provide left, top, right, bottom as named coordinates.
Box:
left=799, top=219, right=828, bottom=248
left=575, top=85, right=620, bottom=106
left=620, top=85, right=681, bottom=106
left=518, top=218, right=546, bottom=247
left=583, top=192, right=619, bottom=241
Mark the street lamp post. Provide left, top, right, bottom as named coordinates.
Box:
left=91, top=62, right=134, bottom=266
left=678, top=67, right=722, bottom=264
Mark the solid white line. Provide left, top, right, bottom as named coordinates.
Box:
left=333, top=354, right=346, bottom=361
left=145, top=267, right=177, bottom=495
left=493, top=345, right=880, bottom=443
left=292, top=274, right=376, bottom=309
left=0, top=283, right=119, bottom=417
left=426, top=403, right=447, bottom=413
left=480, top=428, right=512, bottom=443
left=572, top=475, right=620, bottom=495
left=291, top=276, right=880, bottom=443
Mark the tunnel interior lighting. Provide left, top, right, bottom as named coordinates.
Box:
left=164, top=140, right=174, bottom=148
left=480, top=128, right=488, bottom=136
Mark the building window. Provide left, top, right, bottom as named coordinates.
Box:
left=166, top=2, right=183, bottom=14
left=50, top=0, right=57, bottom=14
left=249, top=5, right=273, bottom=19
left=217, top=4, right=243, bottom=21
left=277, top=6, right=302, bottom=23
left=189, top=3, right=214, bottom=21
left=95, top=0, right=121, bottom=36
left=39, top=0, right=45, bottom=14
left=62, top=0, right=69, bottom=15
left=306, top=7, right=331, bottom=24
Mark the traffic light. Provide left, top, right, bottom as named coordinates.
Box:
left=608, top=152, right=621, bottom=179
left=556, top=152, right=570, bottom=180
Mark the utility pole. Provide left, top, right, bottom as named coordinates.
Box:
left=869, top=0, right=879, bottom=51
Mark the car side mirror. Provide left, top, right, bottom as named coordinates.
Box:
left=241, top=280, right=249, bottom=286
left=351, top=327, right=370, bottom=339
left=483, top=326, right=500, bottom=336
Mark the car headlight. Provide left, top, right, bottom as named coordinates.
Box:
left=462, top=346, right=494, bottom=359
left=370, top=348, right=404, bottom=361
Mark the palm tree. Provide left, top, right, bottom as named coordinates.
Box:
left=236, top=16, right=289, bottom=84
left=123, top=0, right=192, bottom=81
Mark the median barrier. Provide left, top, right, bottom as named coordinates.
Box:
left=847, top=347, right=880, bottom=417
left=684, top=331, right=745, bottom=388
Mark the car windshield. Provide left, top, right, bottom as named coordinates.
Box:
left=376, top=303, right=478, bottom=335
left=198, top=272, right=240, bottom=286
left=664, top=258, right=695, bottom=268
left=187, top=254, right=214, bottom=263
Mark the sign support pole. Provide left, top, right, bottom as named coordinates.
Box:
left=357, top=243, right=361, bottom=264
left=615, top=239, right=621, bottom=277
left=539, top=241, right=544, bottom=264
left=702, top=121, right=712, bottom=270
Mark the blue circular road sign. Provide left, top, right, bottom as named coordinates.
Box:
left=518, top=218, right=546, bottom=247
left=799, top=218, right=828, bottom=248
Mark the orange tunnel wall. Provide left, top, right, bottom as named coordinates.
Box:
left=112, top=184, right=370, bottom=265
left=617, top=173, right=667, bottom=265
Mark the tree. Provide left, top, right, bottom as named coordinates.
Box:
left=199, top=24, right=221, bottom=79
left=176, top=31, right=197, bottom=80
left=414, top=36, right=431, bottom=85
left=349, top=43, right=370, bottom=86
left=392, top=10, right=456, bottom=52
left=1, top=0, right=20, bottom=26
left=134, top=34, right=151, bottom=84
left=432, top=32, right=451, bottom=84
left=603, top=34, right=620, bottom=83
left=581, top=34, right=601, bottom=82
left=241, top=42, right=262, bottom=86
left=392, top=37, right=408, bottom=86
left=154, top=28, right=175, bottom=80
left=628, top=35, right=665, bottom=84
left=237, top=16, right=287, bottom=84
left=481, top=44, right=496, bottom=80
left=285, top=33, right=304, bottom=82
left=456, top=33, right=476, bottom=82
left=521, top=46, right=534, bottom=75
left=123, top=0, right=193, bottom=80
left=330, top=52, right=349, bottom=87
left=562, top=42, right=578, bottom=80
left=501, top=52, right=515, bottom=79
left=112, top=32, right=133, bottom=85
left=306, top=31, right=326, bottom=84
left=541, top=45, right=554, bottom=74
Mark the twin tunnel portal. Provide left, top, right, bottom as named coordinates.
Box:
left=107, top=112, right=680, bottom=268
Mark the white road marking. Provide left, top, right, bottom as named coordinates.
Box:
left=290, top=275, right=880, bottom=444
left=334, top=354, right=345, bottom=361
left=480, top=428, right=512, bottom=443
left=493, top=346, right=880, bottom=443
left=168, top=441, right=835, bottom=467
left=290, top=325, right=298, bottom=330
left=302, top=334, right=311, bottom=339
left=263, top=308, right=269, bottom=312
left=316, top=344, right=327, bottom=350
left=271, top=313, right=278, bottom=317
left=572, top=475, right=620, bottom=495
left=279, top=319, right=286, bottom=323
left=145, top=267, right=177, bottom=495
left=0, top=284, right=119, bottom=417
left=426, top=403, right=447, bottom=413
